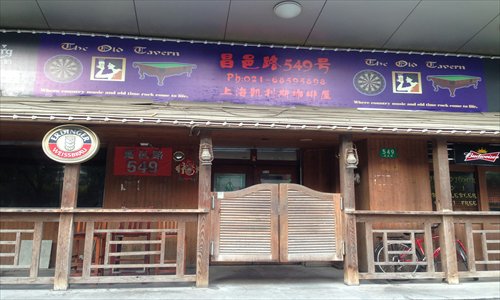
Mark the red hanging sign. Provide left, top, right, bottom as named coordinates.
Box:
left=113, top=146, right=172, bottom=176
left=175, top=158, right=198, bottom=180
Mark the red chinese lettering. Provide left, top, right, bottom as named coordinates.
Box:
left=220, top=53, right=234, bottom=69
left=250, top=88, right=261, bottom=97
left=278, top=89, right=290, bottom=98
left=264, top=88, right=275, bottom=97
left=262, top=55, right=279, bottom=71
left=315, top=58, right=330, bottom=73
left=237, top=87, right=247, bottom=97
left=320, top=89, right=331, bottom=100
left=306, top=90, right=318, bottom=99
left=221, top=87, right=233, bottom=95
left=292, top=89, right=304, bottom=98
left=242, top=54, right=259, bottom=69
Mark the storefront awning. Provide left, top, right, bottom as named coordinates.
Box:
left=1, top=96, right=498, bottom=137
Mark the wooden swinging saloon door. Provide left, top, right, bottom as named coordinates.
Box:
left=210, top=183, right=343, bottom=263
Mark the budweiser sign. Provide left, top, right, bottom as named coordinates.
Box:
left=454, top=144, right=500, bottom=166
left=464, top=150, right=500, bottom=162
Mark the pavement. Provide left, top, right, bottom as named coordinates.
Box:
left=1, top=264, right=499, bottom=300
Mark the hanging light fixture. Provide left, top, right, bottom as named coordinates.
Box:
left=345, top=145, right=359, bottom=169
left=199, top=143, right=214, bottom=165
left=173, top=151, right=185, bottom=162
left=274, top=1, right=302, bottom=19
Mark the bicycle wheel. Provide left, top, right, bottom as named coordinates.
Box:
left=434, top=242, right=469, bottom=272
left=374, top=242, right=420, bottom=273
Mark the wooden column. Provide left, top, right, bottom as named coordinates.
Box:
left=339, top=135, right=359, bottom=285
left=432, top=139, right=459, bottom=284
left=196, top=135, right=212, bottom=287
left=53, top=164, right=80, bottom=290
left=29, top=222, right=44, bottom=279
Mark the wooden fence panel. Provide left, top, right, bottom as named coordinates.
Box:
left=354, top=211, right=500, bottom=281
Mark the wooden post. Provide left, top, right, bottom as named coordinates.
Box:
left=53, top=164, right=80, bottom=290
left=82, top=221, right=95, bottom=278
left=196, top=135, right=212, bottom=287
left=176, top=221, right=186, bottom=277
left=432, top=139, right=459, bottom=284
left=29, top=222, right=44, bottom=279
left=339, top=135, right=359, bottom=285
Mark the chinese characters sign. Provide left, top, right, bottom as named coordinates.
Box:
left=0, top=32, right=490, bottom=112
left=113, top=146, right=172, bottom=176
left=219, top=53, right=332, bottom=105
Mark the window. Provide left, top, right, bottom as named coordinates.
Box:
left=0, top=146, right=106, bottom=207
left=213, top=173, right=246, bottom=192
left=486, top=171, right=500, bottom=211
left=430, top=171, right=479, bottom=211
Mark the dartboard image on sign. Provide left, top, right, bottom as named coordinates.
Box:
left=44, top=55, right=83, bottom=83
left=353, top=69, right=386, bottom=96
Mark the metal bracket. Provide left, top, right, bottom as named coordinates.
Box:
left=210, top=241, right=214, bottom=256
left=340, top=196, right=344, bottom=211
left=211, top=195, right=215, bottom=210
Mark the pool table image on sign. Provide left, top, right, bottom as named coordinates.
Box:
left=426, top=75, right=481, bottom=97
left=132, top=62, right=197, bottom=86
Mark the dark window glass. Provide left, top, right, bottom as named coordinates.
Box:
left=0, top=146, right=106, bottom=207
left=430, top=171, right=479, bottom=211
left=486, top=171, right=500, bottom=211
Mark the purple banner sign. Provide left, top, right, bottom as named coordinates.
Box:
left=0, top=32, right=488, bottom=112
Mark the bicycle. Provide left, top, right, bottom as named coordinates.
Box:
left=373, top=224, right=469, bottom=274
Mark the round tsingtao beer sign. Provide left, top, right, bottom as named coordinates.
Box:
left=42, top=124, right=100, bottom=164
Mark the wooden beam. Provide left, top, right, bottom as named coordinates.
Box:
left=54, top=164, right=80, bottom=290
left=60, top=164, right=81, bottom=209
left=82, top=221, right=95, bottom=279
left=29, top=222, right=44, bottom=279
left=339, top=135, right=359, bottom=285
left=439, top=216, right=459, bottom=284
left=476, top=167, right=490, bottom=211
left=432, top=139, right=458, bottom=284
left=196, top=135, right=212, bottom=287
left=365, top=222, right=374, bottom=274
left=432, top=139, right=452, bottom=212
left=176, top=221, right=186, bottom=277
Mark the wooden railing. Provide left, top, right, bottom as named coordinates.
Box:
left=2, top=208, right=498, bottom=287
left=0, top=208, right=208, bottom=288
left=351, top=211, right=500, bottom=281
left=0, top=209, right=60, bottom=284
left=453, top=215, right=500, bottom=278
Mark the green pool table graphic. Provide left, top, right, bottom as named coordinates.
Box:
left=132, top=62, right=197, bottom=86
left=426, top=75, right=481, bottom=97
